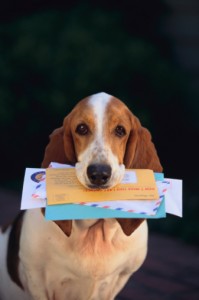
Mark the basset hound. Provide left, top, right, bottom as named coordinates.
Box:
left=0, top=92, right=162, bottom=300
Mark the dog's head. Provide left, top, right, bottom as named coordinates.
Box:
left=42, top=92, right=162, bottom=235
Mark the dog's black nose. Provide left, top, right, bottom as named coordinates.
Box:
left=87, top=164, right=112, bottom=187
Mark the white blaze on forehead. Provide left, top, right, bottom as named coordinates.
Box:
left=76, top=92, right=125, bottom=188
left=88, top=92, right=111, bottom=136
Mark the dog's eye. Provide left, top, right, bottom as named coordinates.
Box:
left=115, top=125, right=126, bottom=137
left=76, top=124, right=89, bottom=135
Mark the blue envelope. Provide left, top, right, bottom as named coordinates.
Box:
left=45, top=173, right=166, bottom=220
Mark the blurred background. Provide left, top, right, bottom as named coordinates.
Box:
left=0, top=0, right=199, bottom=245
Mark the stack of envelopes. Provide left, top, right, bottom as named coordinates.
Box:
left=21, top=162, right=182, bottom=220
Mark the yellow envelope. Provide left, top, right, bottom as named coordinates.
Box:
left=46, top=168, right=159, bottom=205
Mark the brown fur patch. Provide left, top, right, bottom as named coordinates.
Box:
left=7, top=211, right=25, bottom=289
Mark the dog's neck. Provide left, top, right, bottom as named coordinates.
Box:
left=75, top=219, right=100, bottom=230
left=70, top=219, right=123, bottom=244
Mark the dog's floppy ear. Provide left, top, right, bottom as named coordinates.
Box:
left=41, top=127, right=66, bottom=168
left=41, top=115, right=76, bottom=237
left=116, top=218, right=144, bottom=236
left=120, top=115, right=162, bottom=236
left=41, top=116, right=76, bottom=168
left=124, top=116, right=163, bottom=172
left=41, top=205, right=73, bottom=237
left=55, top=220, right=73, bottom=237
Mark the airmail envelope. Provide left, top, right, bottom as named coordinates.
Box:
left=46, top=168, right=159, bottom=205
left=45, top=198, right=166, bottom=221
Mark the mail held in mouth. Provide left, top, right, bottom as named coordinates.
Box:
left=21, top=162, right=182, bottom=219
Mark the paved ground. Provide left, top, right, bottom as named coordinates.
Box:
left=1, top=188, right=199, bottom=299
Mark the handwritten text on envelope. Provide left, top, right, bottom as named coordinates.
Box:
left=46, top=168, right=159, bottom=205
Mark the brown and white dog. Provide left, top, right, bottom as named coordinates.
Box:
left=0, top=92, right=162, bottom=300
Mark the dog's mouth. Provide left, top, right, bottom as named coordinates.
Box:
left=75, top=162, right=125, bottom=190
left=87, top=184, right=111, bottom=190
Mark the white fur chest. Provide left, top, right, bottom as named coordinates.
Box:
left=17, top=210, right=147, bottom=300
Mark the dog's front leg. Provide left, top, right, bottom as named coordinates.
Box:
left=18, top=210, right=56, bottom=300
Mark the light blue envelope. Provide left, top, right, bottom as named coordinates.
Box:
left=45, top=173, right=166, bottom=220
